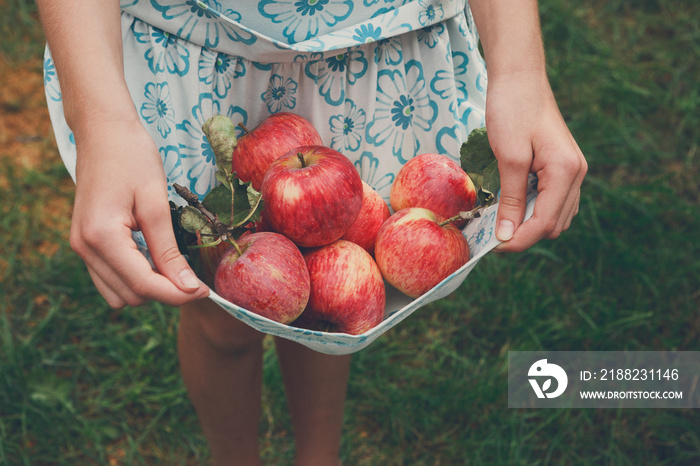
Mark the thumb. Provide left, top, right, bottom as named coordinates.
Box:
left=137, top=196, right=205, bottom=293
left=495, top=154, right=531, bottom=242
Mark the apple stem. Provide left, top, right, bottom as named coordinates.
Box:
left=237, top=122, right=250, bottom=135
left=297, top=152, right=307, bottom=168
left=439, top=207, right=484, bottom=227
left=228, top=237, right=243, bottom=256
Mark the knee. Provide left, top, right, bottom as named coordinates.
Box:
left=180, top=299, right=266, bottom=356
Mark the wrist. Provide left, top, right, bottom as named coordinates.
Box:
left=485, top=67, right=555, bottom=105
left=66, top=92, right=142, bottom=143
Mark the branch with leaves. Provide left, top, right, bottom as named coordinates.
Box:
left=170, top=115, right=264, bottom=283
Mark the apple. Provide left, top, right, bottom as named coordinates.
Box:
left=390, top=153, right=477, bottom=228
left=253, top=215, right=272, bottom=233
left=261, top=145, right=363, bottom=248
left=232, top=112, right=323, bottom=191
left=341, top=181, right=391, bottom=256
left=374, top=207, right=470, bottom=299
left=214, top=232, right=310, bottom=324
left=294, top=240, right=385, bottom=335
left=195, top=231, right=238, bottom=288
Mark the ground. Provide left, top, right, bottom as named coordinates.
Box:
left=0, top=55, right=72, bottom=270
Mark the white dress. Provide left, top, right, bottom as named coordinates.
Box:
left=44, top=0, right=487, bottom=201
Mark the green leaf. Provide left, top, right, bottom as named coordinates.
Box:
left=201, top=173, right=264, bottom=229
left=460, top=127, right=500, bottom=206
left=202, top=184, right=233, bottom=222
left=170, top=202, right=197, bottom=255
left=179, top=206, right=213, bottom=236
left=215, top=170, right=232, bottom=188
left=230, top=178, right=263, bottom=228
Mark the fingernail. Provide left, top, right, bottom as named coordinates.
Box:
left=179, top=269, right=201, bottom=289
left=496, top=220, right=514, bottom=241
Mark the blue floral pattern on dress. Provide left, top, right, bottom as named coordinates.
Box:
left=329, top=99, right=366, bottom=152
left=469, top=225, right=493, bottom=249
left=176, top=93, right=220, bottom=198
left=417, top=23, right=444, bottom=48
left=418, top=0, right=444, bottom=26
left=151, top=0, right=256, bottom=48
left=318, top=7, right=410, bottom=51
left=352, top=23, right=383, bottom=43
left=374, top=37, right=402, bottom=65
left=133, top=23, right=191, bottom=76
left=431, top=50, right=468, bottom=119
left=261, top=74, right=298, bottom=113
left=259, top=0, right=354, bottom=44
left=366, top=60, right=437, bottom=163
left=140, top=82, right=176, bottom=138
left=159, top=145, right=186, bottom=200
left=434, top=124, right=461, bottom=158
left=198, top=49, right=246, bottom=98
left=305, top=49, right=368, bottom=105
left=43, top=57, right=61, bottom=102
left=225, top=105, right=249, bottom=138
left=354, top=151, right=395, bottom=201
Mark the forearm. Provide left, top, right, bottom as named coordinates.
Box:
left=468, top=0, right=547, bottom=78
left=37, top=1, right=138, bottom=135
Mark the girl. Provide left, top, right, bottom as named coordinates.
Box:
left=38, top=1, right=586, bottom=464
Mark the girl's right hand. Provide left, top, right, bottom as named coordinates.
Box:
left=70, top=117, right=209, bottom=308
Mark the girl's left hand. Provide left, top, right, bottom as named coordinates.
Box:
left=484, top=70, right=588, bottom=252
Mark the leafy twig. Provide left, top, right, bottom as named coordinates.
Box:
left=172, top=183, right=232, bottom=242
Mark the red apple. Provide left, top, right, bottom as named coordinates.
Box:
left=253, top=215, right=272, bottom=233
left=341, top=181, right=391, bottom=256
left=214, top=232, right=310, bottom=324
left=390, top=153, right=477, bottom=228
left=232, top=112, right=323, bottom=191
left=294, top=240, right=385, bottom=335
left=195, top=230, right=238, bottom=288
left=374, top=207, right=470, bottom=299
left=261, top=145, right=363, bottom=248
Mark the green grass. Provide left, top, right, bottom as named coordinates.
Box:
left=1, top=0, right=699, bottom=464
left=0, top=0, right=44, bottom=61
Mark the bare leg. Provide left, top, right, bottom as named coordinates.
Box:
left=274, top=337, right=351, bottom=466
left=178, top=298, right=265, bottom=466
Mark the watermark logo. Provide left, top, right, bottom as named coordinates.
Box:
left=528, top=359, right=568, bottom=398
left=509, top=352, right=698, bottom=408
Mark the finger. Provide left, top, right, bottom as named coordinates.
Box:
left=72, top=220, right=146, bottom=307
left=560, top=189, right=580, bottom=233
left=548, top=185, right=579, bottom=239
left=84, top=255, right=147, bottom=307
left=109, top=242, right=210, bottom=306
left=556, top=136, right=587, bottom=234
left=82, top=221, right=209, bottom=306
left=496, top=172, right=571, bottom=252
left=500, top=141, right=587, bottom=252
left=86, top=264, right=128, bottom=309
left=551, top=150, right=586, bottom=236
left=494, top=149, right=532, bottom=242
left=135, top=189, right=207, bottom=294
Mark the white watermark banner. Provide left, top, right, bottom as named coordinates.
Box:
left=508, top=352, right=699, bottom=408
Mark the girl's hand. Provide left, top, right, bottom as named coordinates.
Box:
left=70, top=117, right=209, bottom=308
left=485, top=71, right=588, bottom=252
